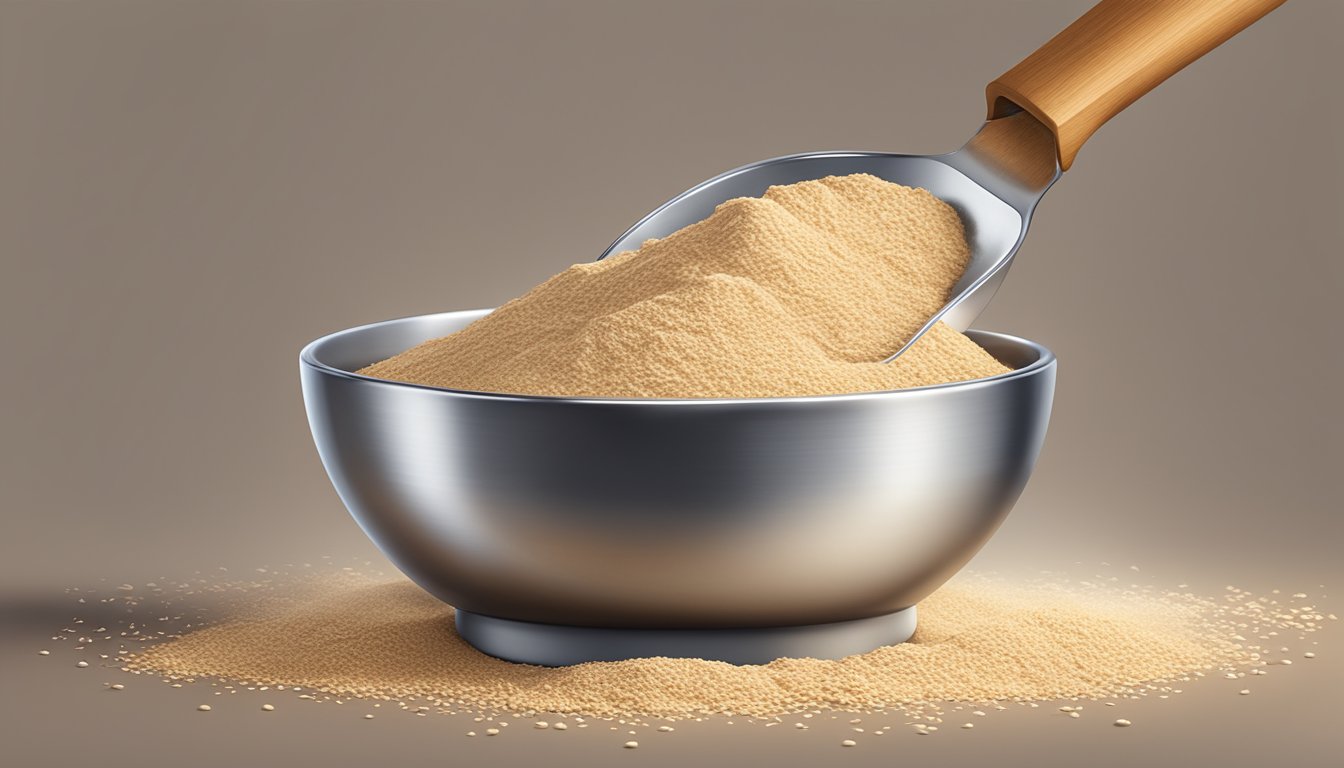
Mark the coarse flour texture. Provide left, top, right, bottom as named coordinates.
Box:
left=127, top=571, right=1257, bottom=718
left=359, top=174, right=1010, bottom=398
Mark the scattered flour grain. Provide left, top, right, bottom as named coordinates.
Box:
left=127, top=571, right=1258, bottom=719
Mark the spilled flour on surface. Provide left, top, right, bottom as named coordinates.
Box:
left=100, top=567, right=1329, bottom=719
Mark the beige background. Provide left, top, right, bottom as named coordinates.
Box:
left=2, top=1, right=1341, bottom=766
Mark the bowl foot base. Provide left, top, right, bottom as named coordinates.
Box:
left=455, top=606, right=917, bottom=666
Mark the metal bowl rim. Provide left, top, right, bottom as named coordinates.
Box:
left=300, top=309, right=1056, bottom=406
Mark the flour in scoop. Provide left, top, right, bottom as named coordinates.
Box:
left=358, top=174, right=1009, bottom=398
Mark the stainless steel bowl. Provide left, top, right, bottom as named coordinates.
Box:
left=300, top=309, right=1056, bottom=665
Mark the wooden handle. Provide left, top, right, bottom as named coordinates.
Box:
left=986, top=0, right=1285, bottom=170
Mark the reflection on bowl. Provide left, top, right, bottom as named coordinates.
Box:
left=300, top=309, right=1055, bottom=665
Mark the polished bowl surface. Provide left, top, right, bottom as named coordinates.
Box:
left=300, top=310, right=1055, bottom=634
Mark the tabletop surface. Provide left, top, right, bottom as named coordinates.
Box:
left=4, top=566, right=1341, bottom=768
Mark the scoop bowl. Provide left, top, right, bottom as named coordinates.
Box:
left=299, top=309, right=1055, bottom=665
left=597, top=112, right=1060, bottom=363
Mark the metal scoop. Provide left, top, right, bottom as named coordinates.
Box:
left=598, top=0, right=1284, bottom=361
